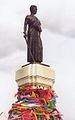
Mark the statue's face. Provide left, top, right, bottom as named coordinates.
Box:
left=33, top=7, right=37, bottom=14
left=30, top=5, right=37, bottom=15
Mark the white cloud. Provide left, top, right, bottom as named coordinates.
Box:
left=0, top=0, right=75, bottom=58
left=0, top=0, right=75, bottom=119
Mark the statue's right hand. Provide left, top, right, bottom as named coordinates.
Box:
left=24, top=35, right=26, bottom=39
left=23, top=32, right=26, bottom=39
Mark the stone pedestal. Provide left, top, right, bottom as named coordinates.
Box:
left=15, top=63, right=55, bottom=88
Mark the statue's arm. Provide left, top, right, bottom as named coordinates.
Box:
left=23, top=16, right=28, bottom=39
left=39, top=20, right=42, bottom=32
left=36, top=20, right=42, bottom=32
left=37, top=24, right=42, bottom=33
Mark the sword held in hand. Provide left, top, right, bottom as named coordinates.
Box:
left=23, top=32, right=35, bottom=62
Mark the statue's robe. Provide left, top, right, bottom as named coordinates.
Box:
left=25, top=15, right=43, bottom=63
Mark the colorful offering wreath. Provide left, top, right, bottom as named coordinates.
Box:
left=8, top=85, right=63, bottom=120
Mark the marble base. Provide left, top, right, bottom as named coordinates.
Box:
left=15, top=63, right=55, bottom=88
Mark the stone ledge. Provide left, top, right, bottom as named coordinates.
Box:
left=16, top=75, right=55, bottom=88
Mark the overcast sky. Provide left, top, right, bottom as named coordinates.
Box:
left=0, top=0, right=75, bottom=119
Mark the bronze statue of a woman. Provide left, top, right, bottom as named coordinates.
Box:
left=23, top=5, right=43, bottom=63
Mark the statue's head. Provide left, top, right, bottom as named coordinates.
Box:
left=30, top=5, right=37, bottom=15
